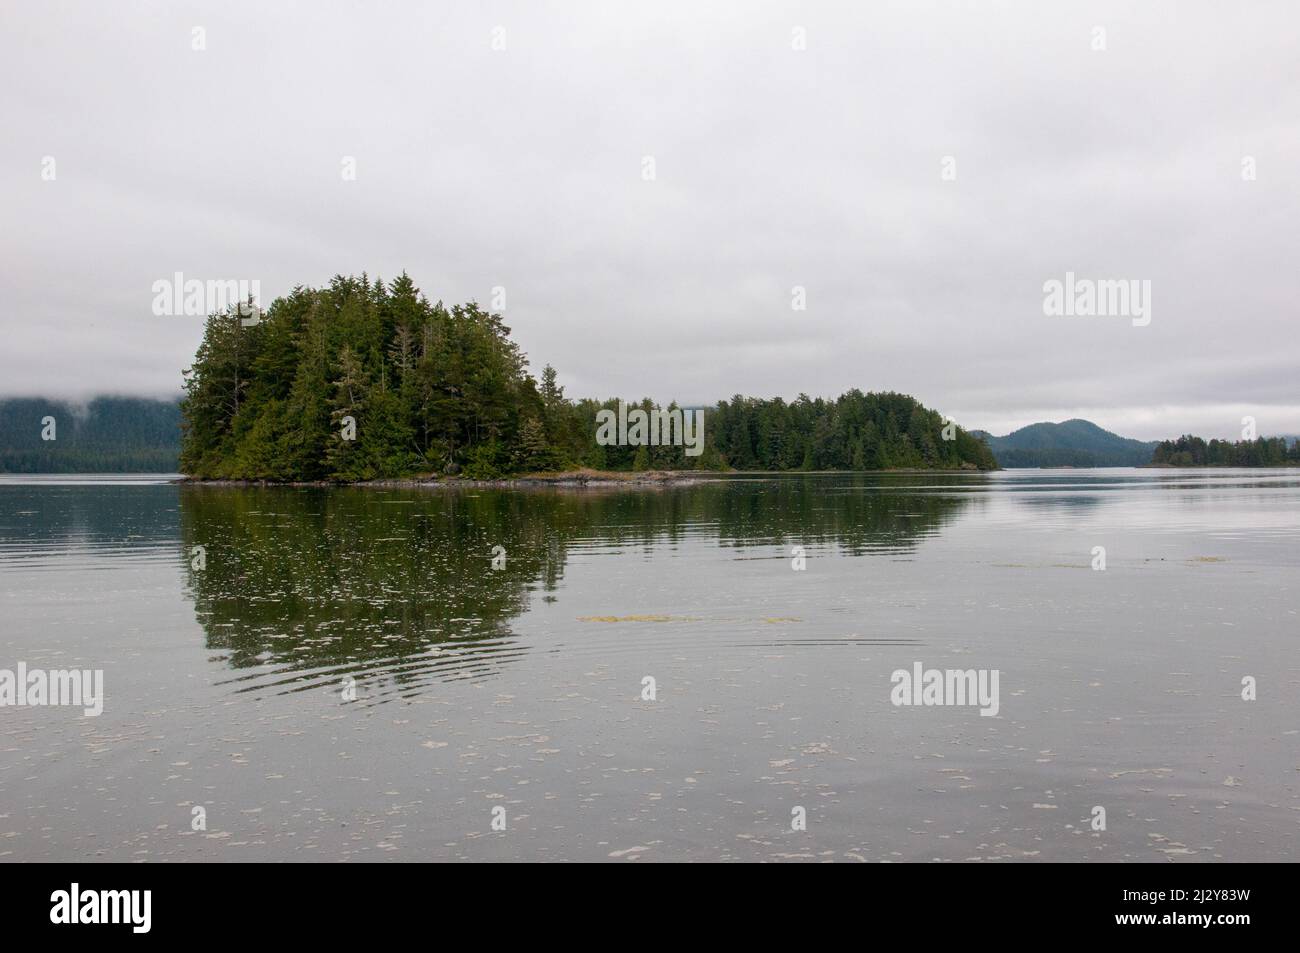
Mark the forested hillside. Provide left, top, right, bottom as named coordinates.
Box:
left=179, top=272, right=997, bottom=480
left=1151, top=434, right=1300, bottom=466
left=0, top=396, right=180, bottom=472
left=972, top=419, right=1156, bottom=468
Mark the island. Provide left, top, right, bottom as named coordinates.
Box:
left=179, top=272, right=998, bottom=481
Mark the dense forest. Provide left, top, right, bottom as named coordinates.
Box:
left=1151, top=434, right=1300, bottom=467
left=179, top=272, right=998, bottom=479
left=0, top=396, right=180, bottom=472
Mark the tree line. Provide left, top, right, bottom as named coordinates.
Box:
left=1151, top=434, right=1300, bottom=467
left=179, top=272, right=999, bottom=480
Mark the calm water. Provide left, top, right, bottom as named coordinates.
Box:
left=0, top=470, right=1296, bottom=862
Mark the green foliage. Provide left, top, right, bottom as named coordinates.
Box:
left=1151, top=434, right=1299, bottom=467
left=178, top=273, right=999, bottom=480
left=180, top=275, right=548, bottom=480
left=462, top=441, right=510, bottom=479
left=708, top=390, right=997, bottom=472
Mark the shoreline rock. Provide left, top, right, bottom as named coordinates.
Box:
left=176, top=464, right=999, bottom=488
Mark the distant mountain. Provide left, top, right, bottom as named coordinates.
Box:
left=971, top=419, right=1157, bottom=468
left=0, top=396, right=181, bottom=472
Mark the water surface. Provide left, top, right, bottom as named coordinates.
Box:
left=1, top=469, right=1296, bottom=861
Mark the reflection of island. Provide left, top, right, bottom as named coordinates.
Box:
left=178, top=485, right=555, bottom=699
left=177, top=477, right=977, bottom=698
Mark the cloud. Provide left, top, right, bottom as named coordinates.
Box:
left=2, top=1, right=1297, bottom=441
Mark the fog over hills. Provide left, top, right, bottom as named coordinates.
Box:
left=0, top=396, right=181, bottom=472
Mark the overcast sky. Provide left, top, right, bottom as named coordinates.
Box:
left=2, top=1, right=1297, bottom=439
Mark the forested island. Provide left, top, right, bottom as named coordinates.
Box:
left=1150, top=434, right=1300, bottom=467
left=179, top=273, right=998, bottom=480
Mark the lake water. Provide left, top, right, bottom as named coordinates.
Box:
left=1, top=469, right=1296, bottom=862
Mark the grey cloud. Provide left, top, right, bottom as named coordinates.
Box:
left=1, top=1, right=1296, bottom=442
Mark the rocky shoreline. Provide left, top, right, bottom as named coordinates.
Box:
left=177, top=469, right=715, bottom=489
left=177, top=463, right=993, bottom=489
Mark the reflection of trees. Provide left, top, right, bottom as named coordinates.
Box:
left=178, top=486, right=559, bottom=680
left=707, top=476, right=975, bottom=555
left=1013, top=494, right=1106, bottom=515
left=177, top=478, right=975, bottom=685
